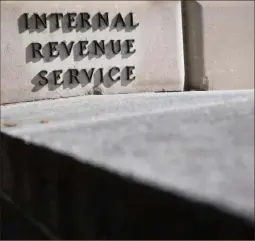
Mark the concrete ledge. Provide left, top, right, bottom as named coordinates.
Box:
left=1, top=132, right=254, bottom=239
left=1, top=91, right=254, bottom=239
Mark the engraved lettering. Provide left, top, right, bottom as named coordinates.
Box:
left=19, top=12, right=139, bottom=91
left=50, top=13, right=64, bottom=29
left=68, top=69, right=80, bottom=84
left=24, top=13, right=29, bottom=29
left=81, top=68, right=95, bottom=82
left=79, top=41, right=89, bottom=56
left=53, top=70, right=63, bottom=85
left=125, top=39, right=136, bottom=54
left=35, top=13, right=47, bottom=29
left=61, top=41, right=74, bottom=57
left=49, top=42, right=59, bottom=57
left=67, top=13, right=77, bottom=29
left=126, top=66, right=135, bottom=81
left=32, top=42, right=43, bottom=58
left=93, top=40, right=105, bottom=55
left=110, top=40, right=121, bottom=54
left=98, top=68, right=104, bottom=83
left=38, top=70, right=48, bottom=85
left=98, top=12, right=109, bottom=28
left=80, top=12, right=91, bottom=28
left=113, top=13, right=126, bottom=28
left=128, top=12, right=139, bottom=28
left=108, top=67, right=120, bottom=82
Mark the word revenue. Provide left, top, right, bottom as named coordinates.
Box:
left=28, top=39, right=136, bottom=60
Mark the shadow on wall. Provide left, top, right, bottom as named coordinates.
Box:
left=182, top=1, right=207, bottom=91
left=1, top=132, right=254, bottom=240
left=0, top=196, right=52, bottom=240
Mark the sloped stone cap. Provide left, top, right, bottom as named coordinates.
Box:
left=1, top=90, right=254, bottom=239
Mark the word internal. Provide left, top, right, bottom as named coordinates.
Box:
left=20, top=12, right=139, bottom=31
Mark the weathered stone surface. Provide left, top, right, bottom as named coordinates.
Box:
left=1, top=1, right=184, bottom=104
left=183, top=1, right=254, bottom=90
left=1, top=91, right=254, bottom=239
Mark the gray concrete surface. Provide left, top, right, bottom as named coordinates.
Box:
left=1, top=90, right=254, bottom=224
left=2, top=131, right=253, bottom=239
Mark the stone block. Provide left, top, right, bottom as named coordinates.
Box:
left=1, top=91, right=254, bottom=239
left=183, top=1, right=254, bottom=90
left=1, top=1, right=184, bottom=104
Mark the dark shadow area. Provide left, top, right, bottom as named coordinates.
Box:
left=181, top=1, right=206, bottom=91
left=1, top=132, right=254, bottom=240
left=0, top=196, right=51, bottom=240
left=17, top=13, right=28, bottom=34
